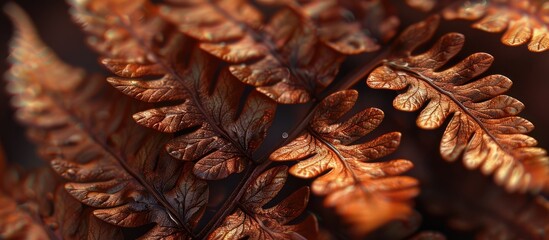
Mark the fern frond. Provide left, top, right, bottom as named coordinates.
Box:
left=444, top=0, right=549, bottom=52
left=159, top=0, right=346, bottom=103
left=367, top=16, right=549, bottom=192
left=271, top=90, right=418, bottom=237
left=209, top=166, right=318, bottom=239
left=72, top=0, right=276, bottom=180
left=258, top=0, right=399, bottom=55
left=6, top=4, right=208, bottom=238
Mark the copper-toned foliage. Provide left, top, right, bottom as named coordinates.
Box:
left=73, top=0, right=276, bottom=180
left=4, top=0, right=549, bottom=239
left=0, top=162, right=51, bottom=240
left=6, top=5, right=208, bottom=239
left=261, top=0, right=399, bottom=54
left=0, top=193, right=50, bottom=240
left=367, top=16, right=549, bottom=192
left=69, top=0, right=173, bottom=61
left=0, top=142, right=121, bottom=240
left=158, top=0, right=397, bottom=103
left=443, top=0, right=549, bottom=52
left=51, top=187, right=124, bottom=240
left=271, top=90, right=418, bottom=236
left=108, top=50, right=276, bottom=180
left=159, top=0, right=347, bottom=103
left=209, top=166, right=318, bottom=239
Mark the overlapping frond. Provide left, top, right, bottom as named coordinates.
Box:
left=157, top=0, right=398, bottom=103
left=72, top=0, right=276, bottom=180
left=259, top=0, right=399, bottom=55
left=444, top=0, right=549, bottom=52
left=271, top=90, right=418, bottom=236
left=159, top=0, right=345, bottom=103
left=6, top=5, right=208, bottom=238
left=367, top=16, right=549, bottom=192
left=0, top=159, right=52, bottom=240
left=209, top=166, right=318, bottom=239
left=0, top=142, right=122, bottom=240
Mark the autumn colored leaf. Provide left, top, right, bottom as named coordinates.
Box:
left=209, top=166, right=318, bottom=239
left=0, top=142, right=121, bottom=240
left=367, top=16, right=549, bottom=192
left=443, top=0, right=549, bottom=52
left=4, top=0, right=549, bottom=239
left=69, top=0, right=175, bottom=61
left=261, top=0, right=399, bottom=54
left=0, top=150, right=51, bottom=240
left=159, top=0, right=344, bottom=103
left=0, top=193, right=50, bottom=240
left=6, top=5, right=208, bottom=238
left=107, top=49, right=276, bottom=180
left=271, top=90, right=418, bottom=236
left=72, top=0, right=277, bottom=180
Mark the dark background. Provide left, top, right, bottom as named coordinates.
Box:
left=0, top=0, right=548, bottom=239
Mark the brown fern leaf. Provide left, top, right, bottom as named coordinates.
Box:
left=0, top=164, right=122, bottom=240
left=0, top=158, right=52, bottom=240
left=443, top=0, right=549, bottom=52
left=72, top=0, right=277, bottom=180
left=6, top=5, right=208, bottom=238
left=258, top=0, right=399, bottom=54
left=209, top=166, right=318, bottom=239
left=107, top=49, right=276, bottom=180
left=159, top=0, right=344, bottom=103
left=270, top=90, right=419, bottom=236
left=0, top=141, right=122, bottom=240
left=50, top=187, right=124, bottom=240
left=69, top=0, right=175, bottom=61
left=0, top=192, right=50, bottom=240
left=367, top=16, right=549, bottom=192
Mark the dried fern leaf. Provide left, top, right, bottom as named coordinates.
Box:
left=51, top=187, right=124, bottom=240
left=367, top=16, right=549, bottom=192
left=209, top=166, right=318, bottom=239
left=69, top=0, right=174, bottom=61
left=6, top=5, right=208, bottom=238
left=0, top=147, right=120, bottom=240
left=259, top=0, right=399, bottom=54
left=444, top=0, right=549, bottom=52
left=108, top=50, right=276, bottom=180
left=159, top=0, right=344, bottom=103
left=71, top=0, right=277, bottom=180
left=271, top=90, right=418, bottom=237
left=0, top=163, right=52, bottom=240
left=0, top=193, right=51, bottom=240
